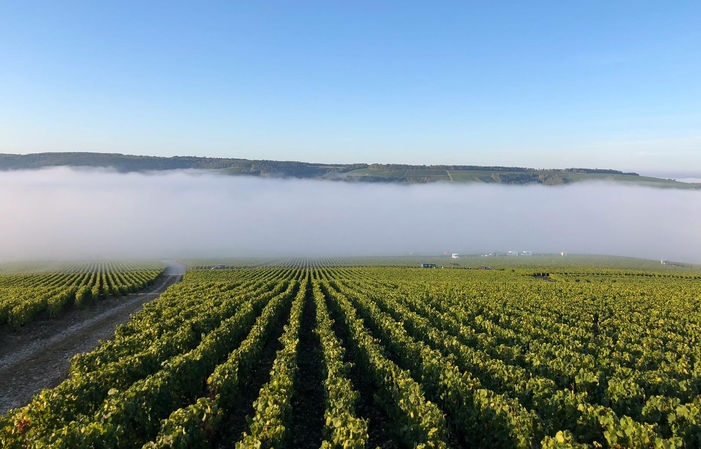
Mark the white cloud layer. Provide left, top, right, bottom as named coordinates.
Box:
left=1, top=167, right=700, bottom=263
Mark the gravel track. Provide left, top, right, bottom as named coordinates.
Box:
left=0, top=260, right=186, bottom=414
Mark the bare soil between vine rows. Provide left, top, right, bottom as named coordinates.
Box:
left=0, top=261, right=186, bottom=414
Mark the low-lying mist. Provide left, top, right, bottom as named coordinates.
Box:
left=1, top=167, right=699, bottom=264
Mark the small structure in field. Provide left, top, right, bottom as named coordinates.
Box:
left=451, top=253, right=460, bottom=259
left=211, top=264, right=227, bottom=270
left=421, top=263, right=437, bottom=268
left=521, top=251, right=532, bottom=256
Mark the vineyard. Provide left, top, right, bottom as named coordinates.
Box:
left=1, top=260, right=700, bottom=448
left=0, top=261, right=165, bottom=329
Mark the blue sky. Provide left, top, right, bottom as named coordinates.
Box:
left=1, top=1, right=699, bottom=175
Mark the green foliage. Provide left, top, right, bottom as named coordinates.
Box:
left=313, top=280, right=369, bottom=448
left=0, top=261, right=165, bottom=329
left=323, top=282, right=450, bottom=448
left=142, top=397, right=221, bottom=449
left=236, top=278, right=307, bottom=448
left=2, top=263, right=700, bottom=448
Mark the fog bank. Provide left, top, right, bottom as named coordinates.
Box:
left=1, top=167, right=699, bottom=264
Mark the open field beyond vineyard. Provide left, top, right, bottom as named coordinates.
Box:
left=1, top=258, right=700, bottom=448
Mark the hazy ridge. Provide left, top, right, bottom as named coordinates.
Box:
left=1, top=152, right=698, bottom=189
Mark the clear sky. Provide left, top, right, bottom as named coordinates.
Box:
left=1, top=1, right=699, bottom=175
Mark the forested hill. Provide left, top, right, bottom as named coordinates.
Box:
left=0, top=152, right=697, bottom=189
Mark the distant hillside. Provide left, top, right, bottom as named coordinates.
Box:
left=0, top=152, right=698, bottom=189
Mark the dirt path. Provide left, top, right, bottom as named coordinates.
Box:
left=0, top=260, right=186, bottom=414
left=445, top=169, right=454, bottom=183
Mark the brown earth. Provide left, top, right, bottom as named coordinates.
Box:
left=0, top=260, right=186, bottom=414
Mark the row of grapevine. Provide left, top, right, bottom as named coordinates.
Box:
left=319, top=278, right=451, bottom=448
left=321, top=267, right=700, bottom=447
left=2, top=263, right=700, bottom=448
left=0, top=270, right=298, bottom=448
left=144, top=277, right=302, bottom=448
left=0, top=262, right=166, bottom=329
left=325, top=277, right=537, bottom=448
left=235, top=276, right=308, bottom=447
left=311, top=279, right=369, bottom=448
